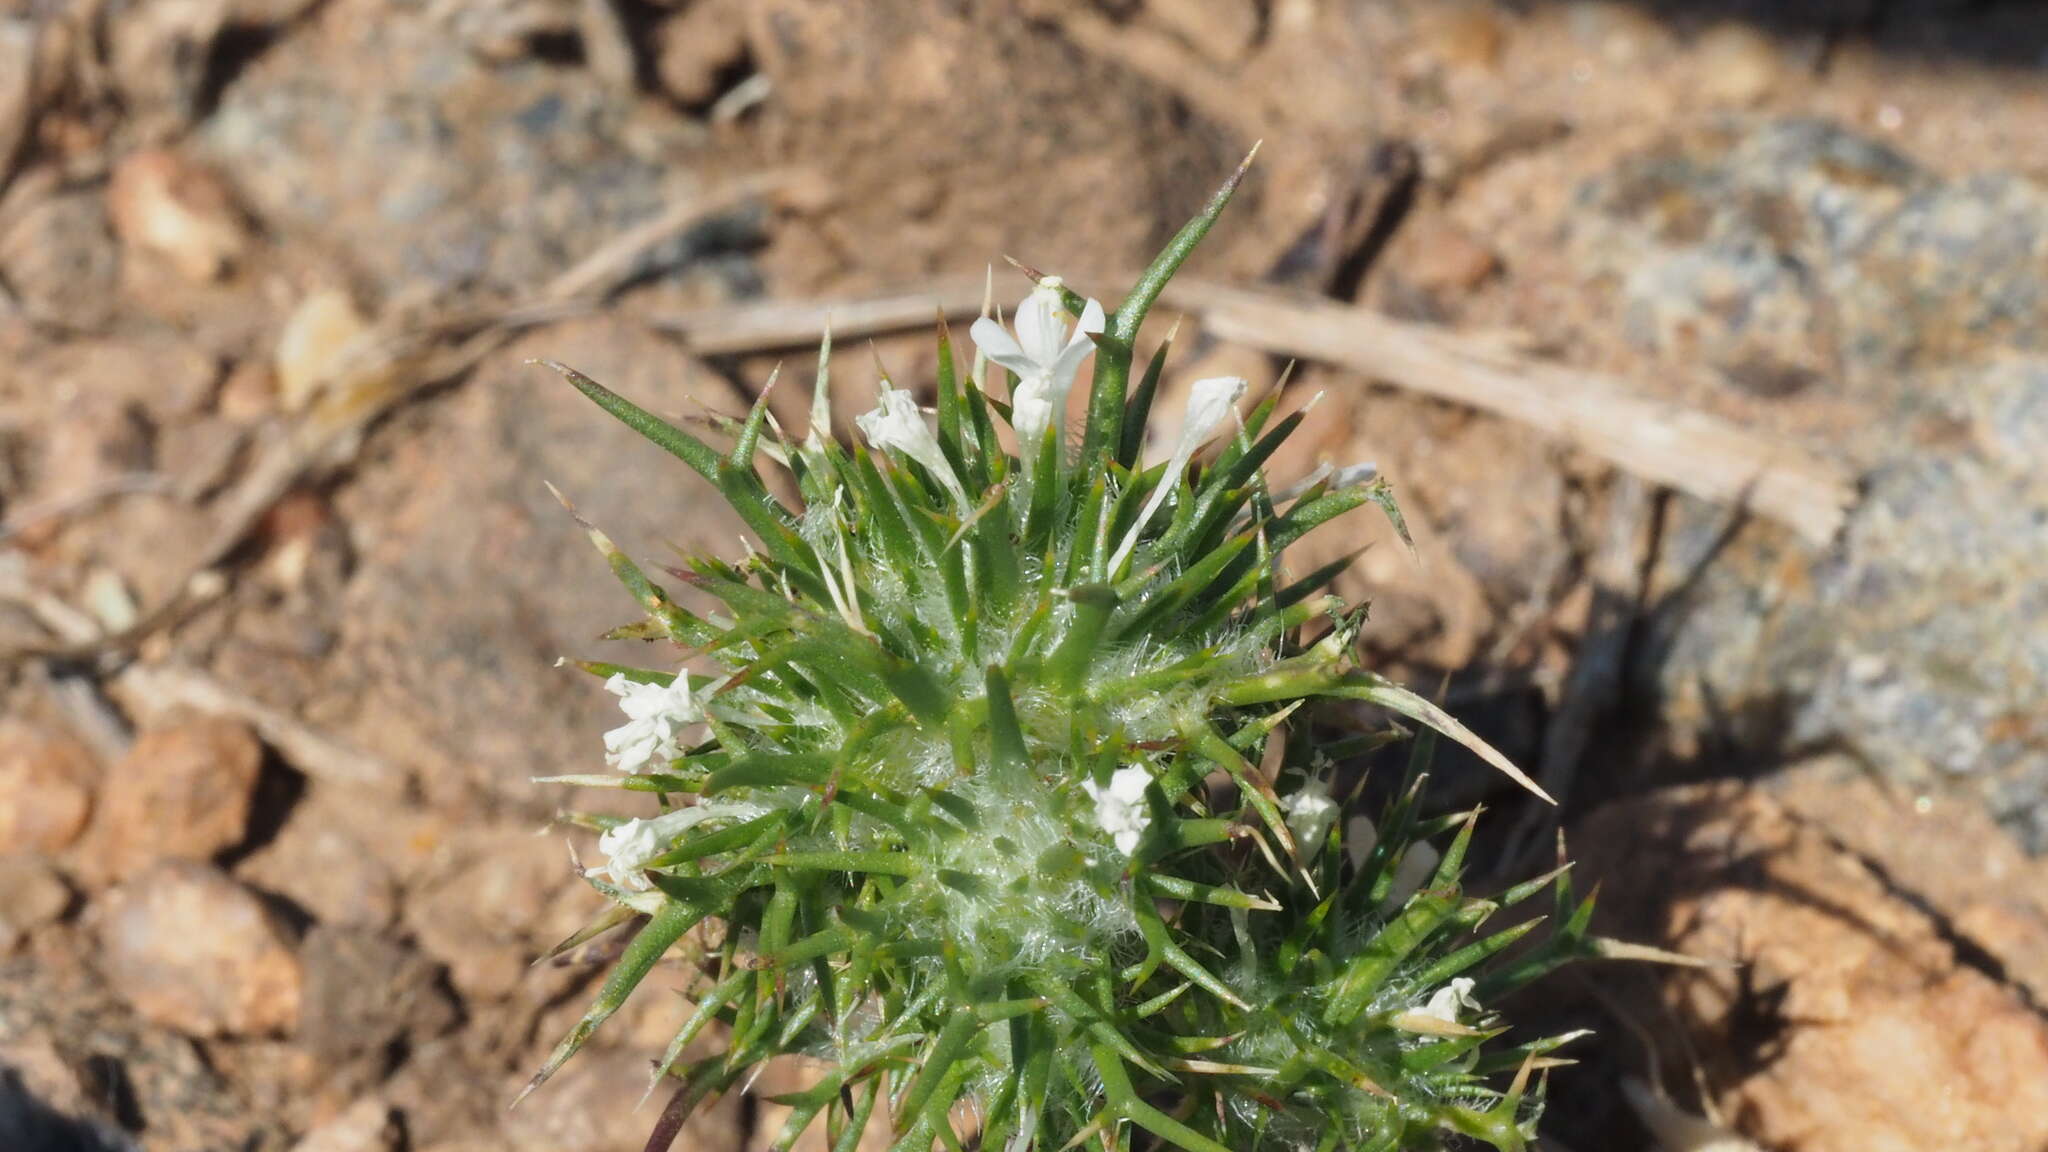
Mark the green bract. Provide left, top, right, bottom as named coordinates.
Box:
left=527, top=157, right=1591, bottom=1152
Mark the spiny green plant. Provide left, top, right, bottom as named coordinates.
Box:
left=526, top=155, right=1597, bottom=1152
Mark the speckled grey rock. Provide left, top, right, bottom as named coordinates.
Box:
left=1574, top=120, right=2048, bottom=847
left=1573, top=118, right=2048, bottom=415
left=1570, top=118, right=1925, bottom=399
left=1797, top=425, right=2048, bottom=788
left=0, top=191, right=121, bottom=331
left=1833, top=173, right=2048, bottom=401
left=197, top=0, right=756, bottom=296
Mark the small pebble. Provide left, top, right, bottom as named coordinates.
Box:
left=0, top=853, right=73, bottom=954
left=1695, top=23, right=1781, bottom=107
left=0, top=726, right=98, bottom=854
left=88, top=716, right=264, bottom=884
left=107, top=149, right=250, bottom=282
left=289, top=1095, right=400, bottom=1152
left=97, top=862, right=303, bottom=1037
left=275, top=289, right=372, bottom=412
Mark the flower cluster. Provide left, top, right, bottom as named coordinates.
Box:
left=530, top=155, right=1594, bottom=1152
left=600, top=670, right=700, bottom=774
left=1280, top=772, right=1339, bottom=859
left=1079, top=765, right=1155, bottom=856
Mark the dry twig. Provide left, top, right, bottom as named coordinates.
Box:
left=646, top=278, right=1859, bottom=542
left=650, top=276, right=989, bottom=352
left=0, top=471, right=170, bottom=544
left=1170, top=281, right=1855, bottom=544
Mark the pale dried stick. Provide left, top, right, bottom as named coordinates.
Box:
left=644, top=278, right=1858, bottom=543
left=1172, top=280, right=1855, bottom=543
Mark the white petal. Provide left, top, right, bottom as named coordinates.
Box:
left=1013, top=285, right=1068, bottom=368
left=601, top=717, right=644, bottom=757
left=615, top=682, right=671, bottom=722
left=1049, top=297, right=1106, bottom=383
left=1107, top=765, right=1152, bottom=804
left=598, top=670, right=703, bottom=773
left=970, top=316, right=1031, bottom=375
left=1418, top=977, right=1480, bottom=1023
left=663, top=672, right=703, bottom=723
left=856, top=390, right=934, bottom=460
left=1050, top=330, right=1097, bottom=386
left=1075, top=296, right=1105, bottom=338
left=853, top=406, right=890, bottom=447
left=1105, top=376, right=1248, bottom=575
left=607, top=669, right=702, bottom=728
left=988, top=349, right=1041, bottom=378
left=603, top=716, right=672, bottom=773
left=1009, top=376, right=1055, bottom=451
left=1175, top=376, right=1248, bottom=458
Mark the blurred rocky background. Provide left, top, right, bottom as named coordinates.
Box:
left=2, top=1, right=2046, bottom=1150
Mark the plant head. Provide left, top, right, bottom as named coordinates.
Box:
left=526, top=154, right=1593, bottom=1152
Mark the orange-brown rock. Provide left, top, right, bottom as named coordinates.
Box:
left=0, top=725, right=97, bottom=853
left=96, top=862, right=302, bottom=1037
left=88, top=715, right=263, bottom=884
left=0, top=852, right=72, bottom=953
left=1577, top=779, right=2048, bottom=1152
left=500, top=1049, right=742, bottom=1152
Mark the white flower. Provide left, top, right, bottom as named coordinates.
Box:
left=1081, top=765, right=1153, bottom=856
left=602, top=670, right=702, bottom=774
left=1108, top=375, right=1247, bottom=573
left=596, top=818, right=669, bottom=891
left=856, top=385, right=969, bottom=509
left=1281, top=775, right=1339, bottom=860
left=969, top=277, right=1105, bottom=463
left=594, top=801, right=765, bottom=891
left=609, top=670, right=700, bottom=724
left=1416, top=977, right=1481, bottom=1024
